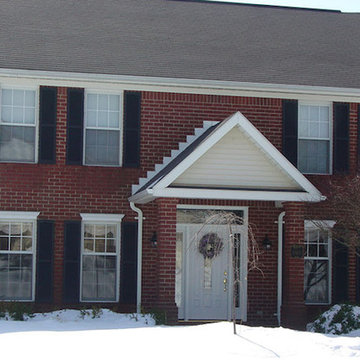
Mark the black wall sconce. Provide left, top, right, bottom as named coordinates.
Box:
left=150, top=231, right=157, bottom=248
left=262, top=234, right=272, bottom=250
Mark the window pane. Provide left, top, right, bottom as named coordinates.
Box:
left=109, top=95, right=119, bottom=111
left=81, top=255, right=116, bottom=301
left=87, top=94, right=97, bottom=110
left=98, top=111, right=108, bottom=127
left=0, top=125, right=35, bottom=162
left=84, top=239, right=94, bottom=252
left=0, top=253, right=33, bottom=300
left=108, top=111, right=119, bottom=128
left=10, top=237, right=21, bottom=251
left=1, top=106, right=12, bottom=123
left=12, top=107, right=24, bottom=124
left=2, top=89, right=12, bottom=106
left=85, top=129, right=120, bottom=165
left=0, top=237, right=8, bottom=250
left=106, top=239, right=116, bottom=253
left=24, top=91, right=35, bottom=107
left=107, top=225, right=116, bottom=239
left=95, top=225, right=105, bottom=238
left=298, top=139, right=329, bottom=174
left=86, top=110, right=97, bottom=127
left=13, top=90, right=24, bottom=106
left=98, top=95, right=108, bottom=111
left=22, top=238, right=32, bottom=251
left=95, top=239, right=105, bottom=252
left=304, top=260, right=328, bottom=303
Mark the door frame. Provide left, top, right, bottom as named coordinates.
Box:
left=176, top=205, right=248, bottom=321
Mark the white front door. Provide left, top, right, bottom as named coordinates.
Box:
left=177, top=222, right=247, bottom=321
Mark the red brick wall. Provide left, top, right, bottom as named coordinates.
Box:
left=0, top=87, right=358, bottom=326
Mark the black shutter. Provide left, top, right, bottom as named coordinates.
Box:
left=356, top=249, right=360, bottom=303
left=66, top=88, right=84, bottom=165
left=334, top=102, right=350, bottom=174
left=357, top=105, right=360, bottom=173
left=120, top=222, right=138, bottom=304
left=39, top=87, right=57, bottom=164
left=282, top=100, right=298, bottom=166
left=123, top=92, right=141, bottom=168
left=63, top=221, right=81, bottom=303
left=36, top=220, right=54, bottom=303
left=333, top=241, right=349, bottom=303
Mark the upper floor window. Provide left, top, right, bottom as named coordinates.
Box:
left=298, top=103, right=331, bottom=174
left=84, top=93, right=121, bottom=166
left=0, top=88, right=37, bottom=163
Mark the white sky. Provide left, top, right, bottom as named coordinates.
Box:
left=208, top=0, right=360, bottom=12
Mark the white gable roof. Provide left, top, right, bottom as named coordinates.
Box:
left=129, top=112, right=324, bottom=204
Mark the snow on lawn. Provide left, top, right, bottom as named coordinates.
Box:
left=0, top=309, right=359, bottom=360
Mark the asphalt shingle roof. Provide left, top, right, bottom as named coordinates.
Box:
left=1, top=0, right=359, bottom=89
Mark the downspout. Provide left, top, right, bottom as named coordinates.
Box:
left=277, top=211, right=285, bottom=326
left=130, top=202, right=143, bottom=314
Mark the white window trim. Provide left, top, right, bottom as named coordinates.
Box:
left=304, top=220, right=335, bottom=305
left=0, top=85, right=39, bottom=164
left=0, top=211, right=40, bottom=302
left=298, top=101, right=333, bottom=175
left=83, top=89, right=124, bottom=167
left=79, top=213, right=124, bottom=303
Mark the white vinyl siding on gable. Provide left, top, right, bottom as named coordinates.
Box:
left=84, top=92, right=122, bottom=166
left=298, top=103, right=331, bottom=174
left=0, top=88, right=37, bottom=163
left=173, top=127, right=300, bottom=191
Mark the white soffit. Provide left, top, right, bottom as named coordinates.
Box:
left=129, top=112, right=323, bottom=203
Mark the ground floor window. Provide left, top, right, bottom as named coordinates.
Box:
left=304, top=220, right=333, bottom=304
left=80, top=214, right=123, bottom=302
left=0, top=212, right=38, bottom=301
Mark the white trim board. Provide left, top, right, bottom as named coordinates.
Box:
left=0, top=68, right=360, bottom=102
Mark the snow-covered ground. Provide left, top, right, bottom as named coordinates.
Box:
left=0, top=309, right=359, bottom=360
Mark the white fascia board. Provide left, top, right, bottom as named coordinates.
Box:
left=1, top=68, right=360, bottom=102
left=152, top=188, right=322, bottom=202
left=128, top=189, right=155, bottom=204
left=236, top=113, right=322, bottom=197
left=80, top=213, right=125, bottom=222
left=0, top=211, right=40, bottom=220
left=152, top=113, right=239, bottom=190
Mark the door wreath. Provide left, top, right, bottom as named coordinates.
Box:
left=198, top=232, right=223, bottom=259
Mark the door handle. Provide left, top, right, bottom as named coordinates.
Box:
left=223, top=277, right=227, bottom=292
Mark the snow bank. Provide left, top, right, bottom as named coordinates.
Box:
left=0, top=309, right=359, bottom=360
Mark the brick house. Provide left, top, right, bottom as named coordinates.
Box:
left=0, top=0, right=359, bottom=329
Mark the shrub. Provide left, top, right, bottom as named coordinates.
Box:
left=307, top=304, right=360, bottom=335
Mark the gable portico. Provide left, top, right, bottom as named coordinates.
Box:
left=129, top=112, right=324, bottom=327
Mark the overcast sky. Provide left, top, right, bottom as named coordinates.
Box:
left=209, top=0, right=360, bottom=12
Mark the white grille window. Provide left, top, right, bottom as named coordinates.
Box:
left=298, top=103, right=331, bottom=174
left=0, top=219, right=36, bottom=301
left=84, top=93, right=121, bottom=166
left=304, top=221, right=332, bottom=304
left=0, top=89, right=37, bottom=162
left=80, top=214, right=123, bottom=302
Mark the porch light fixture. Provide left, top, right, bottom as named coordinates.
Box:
left=150, top=231, right=157, bottom=247
left=262, top=234, right=272, bottom=250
